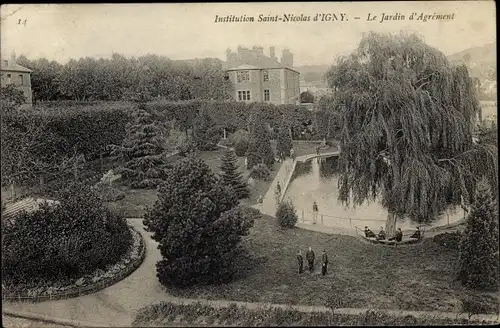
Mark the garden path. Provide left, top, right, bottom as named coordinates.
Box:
left=3, top=219, right=497, bottom=327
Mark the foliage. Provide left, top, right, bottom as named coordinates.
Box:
left=230, top=129, right=250, bottom=157
left=246, top=112, right=275, bottom=169
left=249, top=163, right=271, bottom=181
left=458, top=178, right=499, bottom=290
left=326, top=31, right=498, bottom=224
left=133, top=301, right=486, bottom=327
left=276, top=200, right=298, bottom=229
left=220, top=149, right=249, bottom=199
left=0, top=84, right=26, bottom=112
left=461, top=294, right=500, bottom=321
left=110, top=106, right=170, bottom=189
left=143, top=157, right=256, bottom=287
left=17, top=53, right=231, bottom=102
left=433, top=231, right=462, bottom=250
left=1, top=103, right=131, bottom=187
left=1, top=182, right=132, bottom=283
left=192, top=109, right=221, bottom=151
left=476, top=120, right=498, bottom=147
left=276, top=121, right=293, bottom=158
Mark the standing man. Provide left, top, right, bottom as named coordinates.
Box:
left=290, top=147, right=295, bottom=160
left=312, top=201, right=319, bottom=224
left=321, top=250, right=328, bottom=276
left=296, top=250, right=304, bottom=274
left=306, top=247, right=315, bottom=273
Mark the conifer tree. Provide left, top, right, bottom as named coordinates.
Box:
left=276, top=121, right=293, bottom=158
left=111, top=105, right=168, bottom=189
left=143, top=156, right=257, bottom=287
left=246, top=112, right=274, bottom=169
left=192, top=110, right=220, bottom=151
left=220, top=149, right=249, bottom=199
left=458, top=178, right=499, bottom=290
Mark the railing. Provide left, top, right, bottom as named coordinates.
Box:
left=2, top=225, right=146, bottom=303
left=295, top=209, right=386, bottom=235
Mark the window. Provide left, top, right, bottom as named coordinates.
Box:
left=263, top=70, right=269, bottom=82
left=237, top=90, right=251, bottom=101
left=19, top=74, right=24, bottom=85
left=264, top=89, right=270, bottom=101
left=236, top=70, right=250, bottom=83
left=7, top=74, right=11, bottom=84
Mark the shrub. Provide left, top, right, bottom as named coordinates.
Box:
left=276, top=121, right=293, bottom=158
left=461, top=294, right=500, bottom=320
left=246, top=112, right=275, bottom=169
left=230, top=129, right=249, bottom=156
left=249, top=163, right=271, bottom=181
left=143, top=157, right=256, bottom=287
left=433, top=231, right=462, bottom=250
left=2, top=182, right=132, bottom=283
left=192, top=110, right=221, bottom=151
left=276, top=201, right=298, bottom=229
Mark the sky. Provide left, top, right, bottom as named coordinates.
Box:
left=0, top=2, right=496, bottom=67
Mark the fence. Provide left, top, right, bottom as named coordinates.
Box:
left=2, top=225, right=146, bottom=303
left=295, top=208, right=386, bottom=236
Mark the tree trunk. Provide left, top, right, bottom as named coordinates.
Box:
left=386, top=212, right=397, bottom=237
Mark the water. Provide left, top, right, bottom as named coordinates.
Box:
left=284, top=156, right=464, bottom=233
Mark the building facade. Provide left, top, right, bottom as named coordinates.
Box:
left=1, top=52, right=33, bottom=107
left=225, top=46, right=300, bottom=105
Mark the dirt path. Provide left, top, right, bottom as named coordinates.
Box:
left=3, top=219, right=496, bottom=327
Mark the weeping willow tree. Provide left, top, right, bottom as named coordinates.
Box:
left=326, top=32, right=498, bottom=233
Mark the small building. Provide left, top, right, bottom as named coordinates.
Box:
left=225, top=46, right=300, bottom=105
left=1, top=52, right=33, bottom=107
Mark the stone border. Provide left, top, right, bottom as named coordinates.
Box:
left=2, top=224, right=146, bottom=303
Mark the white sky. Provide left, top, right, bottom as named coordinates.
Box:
left=0, top=2, right=496, bottom=66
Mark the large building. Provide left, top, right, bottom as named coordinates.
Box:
left=1, top=52, right=33, bottom=107
left=225, top=46, right=300, bottom=105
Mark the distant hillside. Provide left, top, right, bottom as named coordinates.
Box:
left=295, top=65, right=331, bottom=82
left=447, top=43, right=496, bottom=81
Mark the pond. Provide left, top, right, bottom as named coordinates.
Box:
left=283, top=156, right=464, bottom=233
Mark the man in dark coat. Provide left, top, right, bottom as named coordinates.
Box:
left=364, top=226, right=376, bottom=238
left=296, top=250, right=304, bottom=273
left=410, top=227, right=421, bottom=240
left=321, top=250, right=328, bottom=276
left=306, top=247, right=315, bottom=272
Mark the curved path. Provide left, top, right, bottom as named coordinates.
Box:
left=3, top=219, right=498, bottom=327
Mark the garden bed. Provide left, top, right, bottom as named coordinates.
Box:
left=2, top=225, right=145, bottom=303
left=132, top=301, right=490, bottom=327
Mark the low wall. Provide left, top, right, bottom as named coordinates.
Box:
left=2, top=225, right=146, bottom=303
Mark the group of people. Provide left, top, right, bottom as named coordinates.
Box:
left=277, top=148, right=296, bottom=163
left=364, top=226, right=422, bottom=242
left=296, top=247, right=329, bottom=276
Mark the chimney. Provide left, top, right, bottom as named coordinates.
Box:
left=270, top=46, right=276, bottom=60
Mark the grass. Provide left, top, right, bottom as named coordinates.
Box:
left=166, top=214, right=499, bottom=313
left=132, top=301, right=490, bottom=327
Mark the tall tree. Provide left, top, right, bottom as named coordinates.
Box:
left=326, top=32, right=498, bottom=233
left=220, top=149, right=249, bottom=199
left=246, top=112, right=275, bottom=169
left=143, top=157, right=257, bottom=287
left=458, top=178, right=499, bottom=290
left=276, top=120, right=293, bottom=158
left=110, top=105, right=168, bottom=189
left=192, top=110, right=220, bottom=151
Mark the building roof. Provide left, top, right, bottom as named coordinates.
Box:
left=225, top=55, right=299, bottom=73
left=0, top=59, right=32, bottom=73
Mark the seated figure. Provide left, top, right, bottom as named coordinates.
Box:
left=410, top=227, right=421, bottom=240
left=364, top=226, right=376, bottom=238
left=377, top=227, right=386, bottom=240
left=388, top=228, right=403, bottom=242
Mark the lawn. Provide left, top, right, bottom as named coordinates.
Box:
left=166, top=214, right=499, bottom=313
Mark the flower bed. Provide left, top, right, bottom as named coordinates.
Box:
left=2, top=225, right=145, bottom=303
